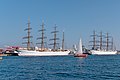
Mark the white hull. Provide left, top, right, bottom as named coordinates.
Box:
left=91, top=50, right=117, bottom=55
left=18, top=50, right=70, bottom=56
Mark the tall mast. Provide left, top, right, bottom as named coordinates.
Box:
left=106, top=32, right=109, bottom=51
left=90, top=30, right=96, bottom=49
left=100, top=31, right=102, bottom=50
left=27, top=18, right=31, bottom=50
left=89, top=30, right=97, bottom=49
left=50, top=25, right=59, bottom=51
left=93, top=31, right=96, bottom=49
left=111, top=37, right=113, bottom=50
left=23, top=18, right=33, bottom=50
left=62, top=32, right=64, bottom=51
left=37, top=22, right=47, bottom=51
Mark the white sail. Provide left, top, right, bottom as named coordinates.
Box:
left=77, top=38, right=83, bottom=54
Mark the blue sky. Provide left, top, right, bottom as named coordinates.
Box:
left=0, top=0, right=120, bottom=49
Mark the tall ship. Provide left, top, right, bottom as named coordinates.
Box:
left=18, top=19, right=70, bottom=56
left=89, top=31, right=117, bottom=55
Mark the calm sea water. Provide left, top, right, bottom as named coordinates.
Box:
left=0, top=55, right=120, bottom=80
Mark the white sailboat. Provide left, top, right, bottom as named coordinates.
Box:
left=74, top=38, right=87, bottom=57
